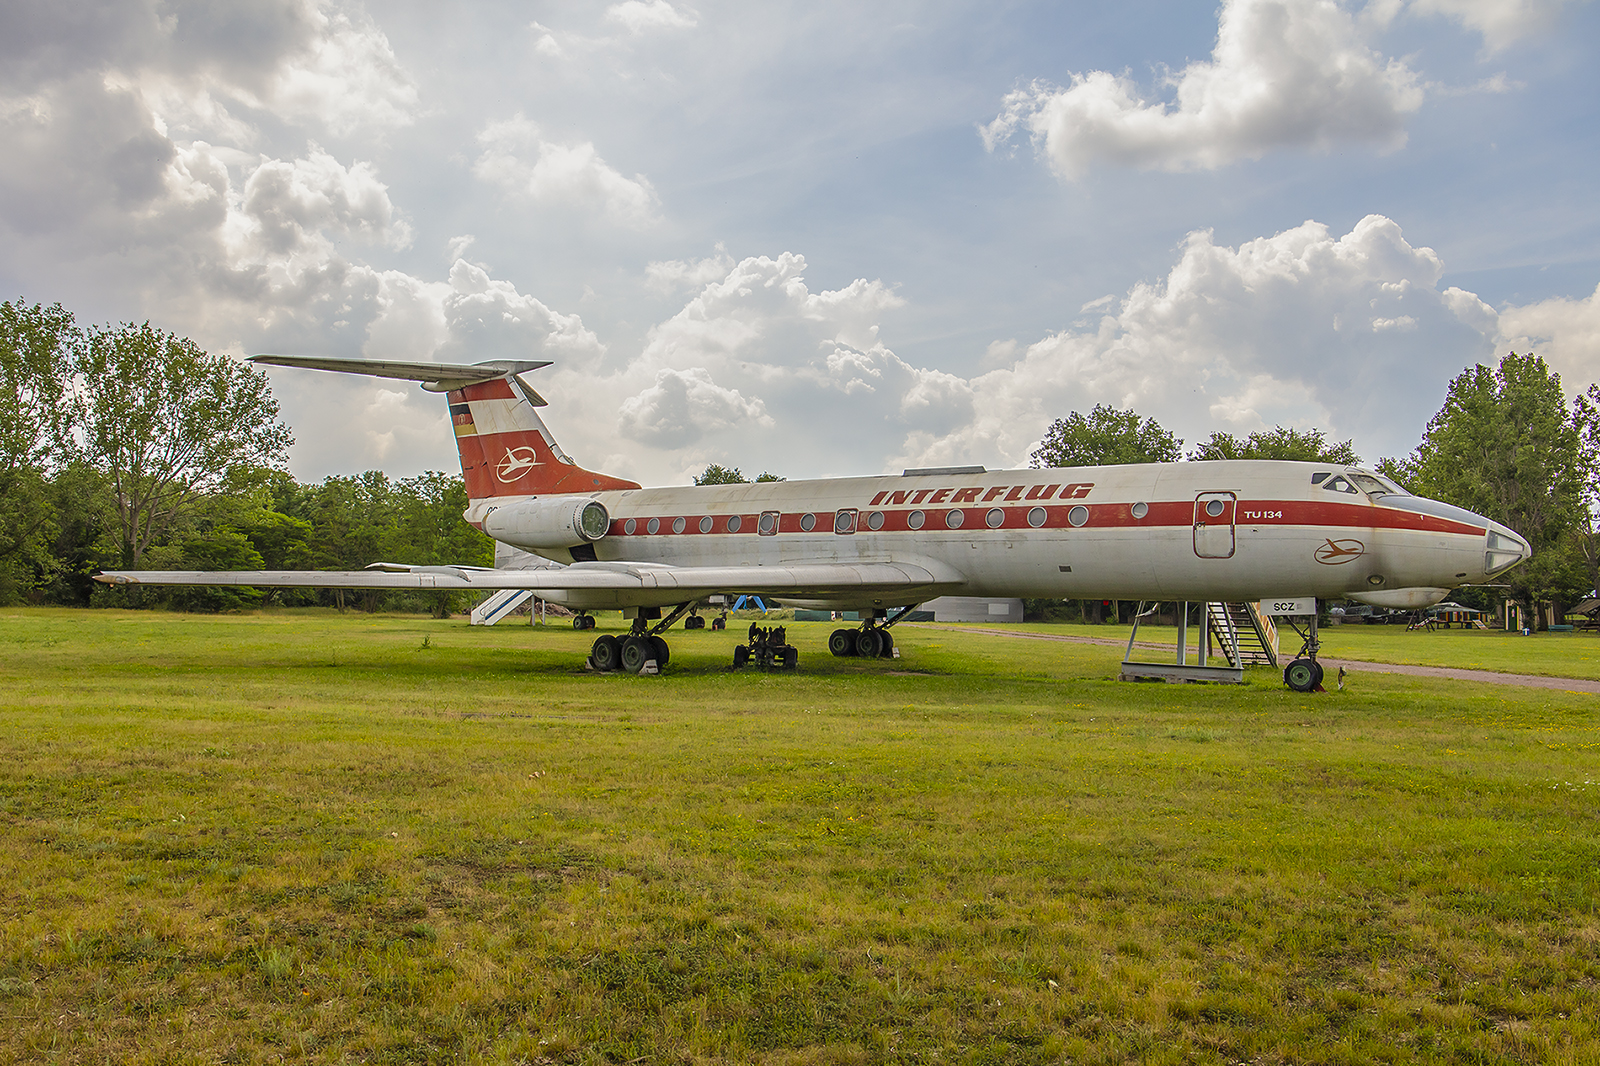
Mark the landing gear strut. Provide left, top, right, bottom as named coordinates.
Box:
left=1280, top=601, right=1325, bottom=693
left=828, top=605, right=915, bottom=659
left=734, top=623, right=798, bottom=670
left=587, top=603, right=694, bottom=675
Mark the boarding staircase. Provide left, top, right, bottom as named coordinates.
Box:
left=1204, top=602, right=1278, bottom=668
left=471, top=588, right=535, bottom=626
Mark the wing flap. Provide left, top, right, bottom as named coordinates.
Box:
left=94, top=570, right=486, bottom=590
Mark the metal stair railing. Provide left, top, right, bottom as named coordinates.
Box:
left=1234, top=601, right=1278, bottom=666
left=1204, top=602, right=1242, bottom=666
left=1250, top=602, right=1279, bottom=664
left=1204, top=602, right=1279, bottom=667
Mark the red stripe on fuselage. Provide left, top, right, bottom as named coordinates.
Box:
left=603, top=499, right=1485, bottom=538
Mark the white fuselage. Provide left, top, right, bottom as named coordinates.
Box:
left=467, top=460, right=1525, bottom=611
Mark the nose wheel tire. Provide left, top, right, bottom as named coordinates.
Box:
left=1284, top=658, right=1322, bottom=692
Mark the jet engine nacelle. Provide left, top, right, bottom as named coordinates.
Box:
left=480, top=496, right=610, bottom=549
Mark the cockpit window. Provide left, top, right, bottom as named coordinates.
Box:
left=1311, top=472, right=1330, bottom=485
left=1350, top=473, right=1400, bottom=496
left=1322, top=475, right=1360, bottom=494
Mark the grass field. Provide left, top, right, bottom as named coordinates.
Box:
left=974, top=621, right=1600, bottom=682
left=2, top=607, right=1597, bottom=1064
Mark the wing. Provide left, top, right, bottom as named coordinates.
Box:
left=93, top=557, right=969, bottom=609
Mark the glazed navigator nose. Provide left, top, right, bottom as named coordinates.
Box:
left=1484, top=523, right=1530, bottom=577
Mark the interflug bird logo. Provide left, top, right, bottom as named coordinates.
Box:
left=1314, top=538, right=1366, bottom=564
left=496, top=446, right=541, bottom=483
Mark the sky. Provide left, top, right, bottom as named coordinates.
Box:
left=3, top=0, right=1598, bottom=487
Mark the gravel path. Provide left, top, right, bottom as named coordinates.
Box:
left=903, top=623, right=1600, bottom=694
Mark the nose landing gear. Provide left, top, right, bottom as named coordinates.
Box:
left=1279, top=601, right=1325, bottom=693
left=1283, top=657, right=1325, bottom=692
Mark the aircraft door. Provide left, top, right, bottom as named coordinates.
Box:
left=1193, top=492, right=1237, bottom=559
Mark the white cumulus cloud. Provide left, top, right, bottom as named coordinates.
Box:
left=1494, top=282, right=1600, bottom=388
left=474, top=115, right=659, bottom=226
left=605, top=1, right=697, bottom=34
left=983, top=0, right=1425, bottom=176
left=265, top=3, right=419, bottom=136
left=236, top=146, right=411, bottom=255
left=645, top=246, right=735, bottom=292
left=618, top=367, right=770, bottom=447
left=437, top=259, right=605, bottom=364
left=942, top=215, right=1497, bottom=465
left=1409, top=0, right=1579, bottom=52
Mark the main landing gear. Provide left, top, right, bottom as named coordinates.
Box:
left=587, top=603, right=696, bottom=675
left=828, top=605, right=916, bottom=660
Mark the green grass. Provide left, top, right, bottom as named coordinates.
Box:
left=1, top=607, right=1597, bottom=1064
left=1316, top=623, right=1600, bottom=679
left=980, top=620, right=1600, bottom=681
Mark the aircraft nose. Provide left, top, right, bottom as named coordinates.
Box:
left=1484, top=521, right=1531, bottom=576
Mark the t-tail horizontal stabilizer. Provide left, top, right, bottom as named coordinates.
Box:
left=251, top=354, right=639, bottom=498
left=251, top=354, right=551, bottom=398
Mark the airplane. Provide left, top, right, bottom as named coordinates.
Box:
left=95, top=355, right=1532, bottom=687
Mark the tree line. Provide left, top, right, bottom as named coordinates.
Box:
left=1, top=299, right=491, bottom=613
left=6, top=297, right=1596, bottom=625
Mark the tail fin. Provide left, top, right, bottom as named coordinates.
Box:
left=252, top=355, right=640, bottom=498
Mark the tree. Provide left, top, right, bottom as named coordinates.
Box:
left=0, top=300, right=79, bottom=598
left=72, top=322, right=293, bottom=567
left=1030, top=404, right=1182, bottom=468
left=1189, top=425, right=1359, bottom=464
left=695, top=463, right=747, bottom=485
left=694, top=464, right=784, bottom=485
left=1403, top=353, right=1587, bottom=626
left=1569, top=382, right=1600, bottom=599
left=42, top=461, right=119, bottom=605
left=388, top=471, right=494, bottom=617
